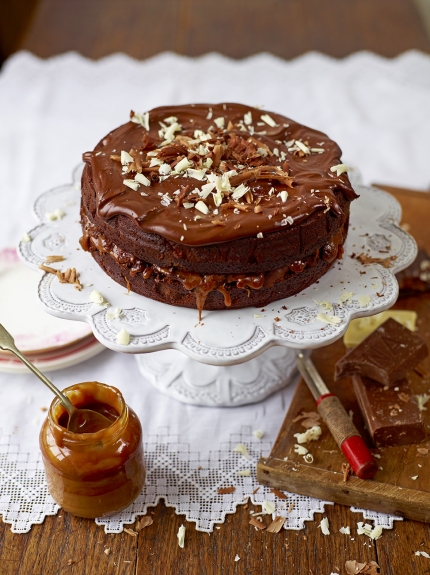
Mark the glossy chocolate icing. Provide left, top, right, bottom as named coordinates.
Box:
left=83, top=103, right=357, bottom=247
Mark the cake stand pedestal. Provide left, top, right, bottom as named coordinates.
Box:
left=19, top=166, right=416, bottom=406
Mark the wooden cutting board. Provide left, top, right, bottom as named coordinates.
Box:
left=257, top=185, right=430, bottom=522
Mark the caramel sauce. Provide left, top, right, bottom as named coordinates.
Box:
left=58, top=401, right=119, bottom=433
left=81, top=216, right=345, bottom=314
left=39, top=382, right=145, bottom=518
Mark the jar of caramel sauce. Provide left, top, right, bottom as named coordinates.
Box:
left=39, top=381, right=145, bottom=518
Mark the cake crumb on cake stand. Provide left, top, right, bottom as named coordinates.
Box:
left=19, top=165, right=417, bottom=406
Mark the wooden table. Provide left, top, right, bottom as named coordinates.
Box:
left=2, top=0, right=430, bottom=65
left=0, top=186, right=429, bottom=574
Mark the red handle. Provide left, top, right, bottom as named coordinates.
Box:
left=341, top=435, right=378, bottom=479
left=316, top=394, right=378, bottom=480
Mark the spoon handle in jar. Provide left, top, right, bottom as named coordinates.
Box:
left=0, top=323, right=75, bottom=412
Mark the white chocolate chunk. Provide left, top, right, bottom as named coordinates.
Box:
left=116, top=329, right=130, bottom=346
left=135, top=173, right=151, bottom=186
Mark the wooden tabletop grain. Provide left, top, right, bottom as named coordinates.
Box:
left=2, top=0, right=430, bottom=64
left=0, top=188, right=429, bottom=575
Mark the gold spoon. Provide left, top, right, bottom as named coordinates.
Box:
left=0, top=323, right=112, bottom=433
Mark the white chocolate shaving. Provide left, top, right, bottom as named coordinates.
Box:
left=252, top=429, right=264, bottom=439
left=330, top=163, right=349, bottom=176
left=134, top=173, right=151, bottom=186
left=177, top=525, right=185, bottom=548
left=89, top=290, right=109, bottom=306
left=316, top=312, right=341, bottom=325
left=123, top=179, right=140, bottom=191
left=293, top=426, right=321, bottom=444
left=262, top=501, right=275, bottom=514
left=319, top=517, right=330, bottom=535
left=116, top=329, right=130, bottom=346
left=261, top=114, right=277, bottom=127
left=131, top=111, right=149, bottom=130
left=175, top=157, right=191, bottom=173
left=195, top=200, right=209, bottom=214
left=295, top=140, right=310, bottom=155
left=338, top=291, right=354, bottom=305
left=214, top=117, right=225, bottom=129
left=121, top=150, right=134, bottom=165
left=416, top=393, right=430, bottom=411
left=187, top=168, right=207, bottom=181
left=231, top=183, right=250, bottom=200
left=233, top=443, right=249, bottom=459
left=357, top=295, right=371, bottom=307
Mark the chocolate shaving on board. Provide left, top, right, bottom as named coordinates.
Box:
left=292, top=410, right=321, bottom=429
left=342, top=462, right=352, bottom=482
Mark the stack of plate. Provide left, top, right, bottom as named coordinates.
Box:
left=0, top=248, right=104, bottom=373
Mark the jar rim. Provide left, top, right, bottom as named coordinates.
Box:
left=48, top=381, right=127, bottom=445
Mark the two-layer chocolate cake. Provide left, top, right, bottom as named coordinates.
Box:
left=80, top=103, right=357, bottom=318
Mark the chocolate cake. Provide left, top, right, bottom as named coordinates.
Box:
left=80, top=103, right=358, bottom=318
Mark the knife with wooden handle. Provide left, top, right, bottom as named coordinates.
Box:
left=297, top=353, right=378, bottom=480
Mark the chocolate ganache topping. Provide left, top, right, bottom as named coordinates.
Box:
left=83, top=103, right=357, bottom=247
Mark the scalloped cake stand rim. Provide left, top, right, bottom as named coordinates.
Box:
left=18, top=169, right=417, bottom=367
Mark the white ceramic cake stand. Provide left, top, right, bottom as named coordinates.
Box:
left=18, top=165, right=416, bottom=406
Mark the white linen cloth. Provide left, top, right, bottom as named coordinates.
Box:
left=0, top=50, right=429, bottom=533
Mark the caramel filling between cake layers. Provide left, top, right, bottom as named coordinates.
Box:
left=80, top=217, right=345, bottom=319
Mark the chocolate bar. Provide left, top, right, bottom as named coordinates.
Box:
left=335, top=318, right=428, bottom=387
left=352, top=375, right=426, bottom=447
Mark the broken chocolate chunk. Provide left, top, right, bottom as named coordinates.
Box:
left=335, top=318, right=428, bottom=387
left=352, top=375, right=426, bottom=447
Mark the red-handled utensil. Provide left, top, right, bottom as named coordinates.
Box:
left=297, top=353, right=378, bottom=480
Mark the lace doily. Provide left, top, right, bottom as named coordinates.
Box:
left=0, top=424, right=401, bottom=534
left=1, top=49, right=428, bottom=533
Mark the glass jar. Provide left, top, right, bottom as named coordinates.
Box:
left=39, top=381, right=145, bottom=518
